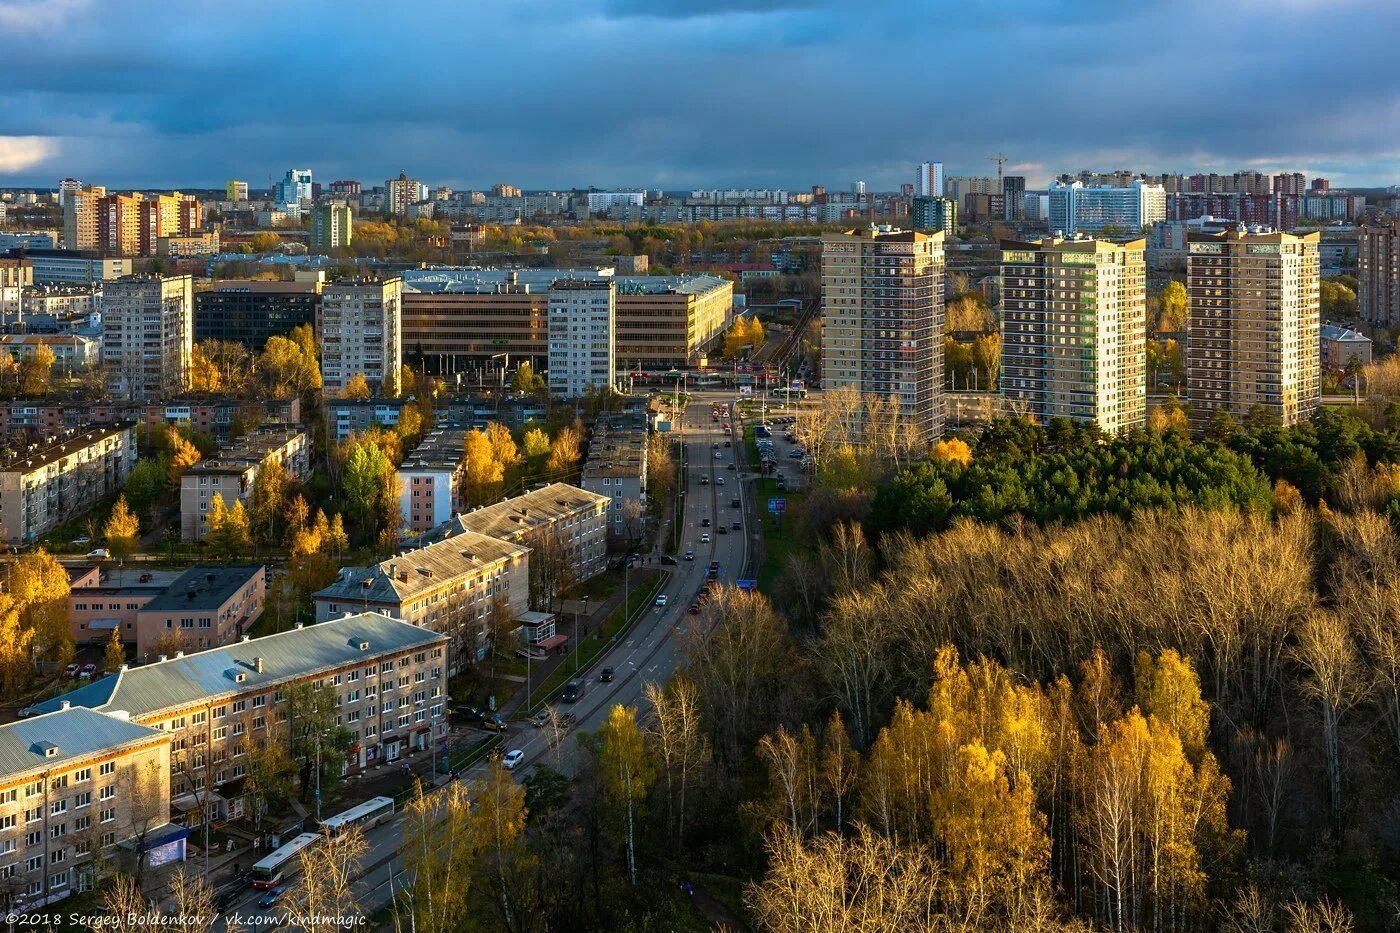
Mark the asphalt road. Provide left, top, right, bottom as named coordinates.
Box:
left=219, top=390, right=756, bottom=926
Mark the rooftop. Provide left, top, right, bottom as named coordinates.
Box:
left=400, top=429, right=467, bottom=474
left=452, top=482, right=608, bottom=542
left=34, top=612, right=447, bottom=720
left=141, top=565, right=263, bottom=613
left=187, top=424, right=304, bottom=477
left=0, top=707, right=167, bottom=780
left=0, top=422, right=133, bottom=474
left=315, top=531, right=528, bottom=606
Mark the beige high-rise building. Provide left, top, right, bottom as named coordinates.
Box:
left=101, top=275, right=194, bottom=400
left=821, top=227, right=945, bottom=441
left=1187, top=228, right=1320, bottom=429
left=1358, top=217, right=1400, bottom=329
left=61, top=186, right=104, bottom=250
left=320, top=278, right=403, bottom=396
left=1000, top=237, right=1147, bottom=435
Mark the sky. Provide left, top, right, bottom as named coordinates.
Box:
left=1, top=0, right=1397, bottom=192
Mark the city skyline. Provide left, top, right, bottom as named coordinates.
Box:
left=1, top=0, right=1397, bottom=190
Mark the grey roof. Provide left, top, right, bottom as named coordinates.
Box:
left=452, top=483, right=608, bottom=543
left=141, top=565, right=263, bottom=613
left=314, top=531, right=527, bottom=606
left=1321, top=323, right=1370, bottom=342
left=35, top=612, right=446, bottom=720
left=0, top=707, right=166, bottom=779
left=614, top=274, right=730, bottom=297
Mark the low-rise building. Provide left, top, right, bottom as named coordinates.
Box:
left=0, top=334, right=99, bottom=374
left=35, top=612, right=449, bottom=808
left=0, top=424, right=136, bottom=544
left=133, top=565, right=266, bottom=659
left=398, top=429, right=467, bottom=534
left=1320, top=323, right=1372, bottom=372
left=449, top=482, right=608, bottom=582
left=157, top=231, right=220, bottom=258
left=0, top=706, right=175, bottom=906
left=1, top=249, right=131, bottom=285
left=180, top=425, right=310, bottom=541
left=0, top=397, right=297, bottom=446
left=313, top=533, right=528, bottom=670
left=67, top=565, right=183, bottom=648
left=324, top=398, right=409, bottom=441
left=580, top=414, right=649, bottom=541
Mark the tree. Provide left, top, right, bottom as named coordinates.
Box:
left=289, top=827, right=366, bottom=923
left=123, top=459, right=165, bottom=515
left=244, top=740, right=295, bottom=834
left=1293, top=611, right=1366, bottom=835
left=119, top=757, right=168, bottom=887
left=485, top=422, right=519, bottom=475
left=342, top=440, right=394, bottom=539
left=598, top=704, right=657, bottom=886
left=249, top=231, right=281, bottom=253
left=19, top=344, right=55, bottom=395
left=285, top=681, right=353, bottom=801
left=257, top=334, right=320, bottom=397
left=9, top=548, right=72, bottom=666
left=103, top=628, right=126, bottom=673
left=167, top=868, right=230, bottom=933
left=521, top=426, right=551, bottom=462
left=204, top=493, right=252, bottom=560
left=931, top=437, right=972, bottom=468
left=0, top=594, right=33, bottom=696
left=166, top=427, right=202, bottom=483
left=400, top=779, right=479, bottom=932
left=464, top=428, right=505, bottom=502
left=342, top=372, right=372, bottom=400
left=644, top=676, right=710, bottom=851
left=250, top=458, right=288, bottom=546
left=512, top=362, right=546, bottom=394
left=546, top=422, right=583, bottom=475
left=1156, top=280, right=1188, bottom=334
left=103, top=495, right=140, bottom=563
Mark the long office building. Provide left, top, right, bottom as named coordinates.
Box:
left=1048, top=180, right=1167, bottom=234
left=1358, top=218, right=1400, bottom=328
left=1000, top=237, right=1147, bottom=435
left=193, top=280, right=321, bottom=350
left=820, top=227, right=946, bottom=441
left=320, top=278, right=403, bottom=397
left=3, top=249, right=130, bottom=285
left=102, top=275, right=194, bottom=400
left=1186, top=228, right=1320, bottom=429
left=0, top=424, right=136, bottom=544
left=400, top=269, right=732, bottom=374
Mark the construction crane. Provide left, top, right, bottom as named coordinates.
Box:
left=986, top=153, right=1008, bottom=192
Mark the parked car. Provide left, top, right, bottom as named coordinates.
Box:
left=64, top=663, right=80, bottom=678
left=660, top=554, right=677, bottom=566
left=560, top=714, right=578, bottom=729
left=600, top=667, right=615, bottom=683
left=689, top=603, right=701, bottom=615
left=80, top=663, right=96, bottom=679
left=561, top=680, right=586, bottom=703
left=480, top=715, right=509, bottom=733
left=71, top=536, right=91, bottom=546
left=453, top=705, right=485, bottom=722
left=502, top=750, right=525, bottom=771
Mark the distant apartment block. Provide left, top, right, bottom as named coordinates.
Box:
left=273, top=169, right=313, bottom=209
left=194, top=280, right=321, bottom=351
left=1000, top=236, right=1148, bottom=435
left=1358, top=218, right=1400, bottom=328
left=225, top=180, right=248, bottom=201
left=0, top=334, right=99, bottom=374
left=325, top=398, right=409, bottom=441
left=310, top=201, right=353, bottom=252
left=102, top=275, right=194, bottom=401
left=1048, top=180, right=1167, bottom=234
left=450, top=482, right=609, bottom=582
left=821, top=227, right=946, bottom=442
left=4, top=249, right=131, bottom=285
left=320, top=278, right=403, bottom=397
left=1187, top=229, right=1320, bottom=429
left=398, top=429, right=467, bottom=534
left=180, top=425, right=310, bottom=541
left=61, top=185, right=105, bottom=250
left=916, top=161, right=944, bottom=198
left=911, top=197, right=957, bottom=237
left=0, top=259, right=32, bottom=319
left=157, top=231, right=220, bottom=258
left=548, top=279, right=616, bottom=398
left=0, top=424, right=136, bottom=544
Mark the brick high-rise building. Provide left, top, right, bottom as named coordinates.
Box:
left=1358, top=218, right=1400, bottom=329
left=1186, top=229, right=1320, bottom=429
left=821, top=227, right=945, bottom=441
left=1000, top=236, right=1147, bottom=435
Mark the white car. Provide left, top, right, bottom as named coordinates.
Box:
left=502, top=749, right=525, bottom=771
left=700, top=533, right=711, bottom=544
left=655, top=594, right=668, bottom=607
left=86, top=548, right=110, bottom=560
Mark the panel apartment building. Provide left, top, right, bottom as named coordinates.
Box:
left=180, top=425, right=310, bottom=541
left=398, top=428, right=468, bottom=535
left=1000, top=237, right=1148, bottom=434
left=580, top=413, right=649, bottom=541
left=447, top=482, right=609, bottom=582
left=1186, top=229, right=1321, bottom=429
left=102, top=275, right=194, bottom=401
left=0, top=425, right=136, bottom=545
left=548, top=279, right=616, bottom=398
left=36, top=612, right=449, bottom=811
left=320, top=278, right=403, bottom=397
left=820, top=227, right=946, bottom=442
left=1358, top=217, right=1400, bottom=329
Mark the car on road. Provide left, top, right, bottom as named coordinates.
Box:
left=700, top=533, right=710, bottom=544
left=660, top=554, right=677, bottom=566
left=530, top=710, right=552, bottom=728
left=683, top=550, right=694, bottom=561
left=699, top=474, right=709, bottom=485
left=502, top=749, right=525, bottom=770
left=709, top=561, right=720, bottom=571
left=258, top=886, right=286, bottom=909
left=214, top=887, right=242, bottom=911
left=86, top=548, right=110, bottom=560
left=732, top=521, right=742, bottom=530
left=689, top=603, right=701, bottom=615
left=561, top=680, right=586, bottom=703
left=716, top=476, right=725, bottom=485
left=560, top=713, right=578, bottom=729
left=717, top=526, right=728, bottom=535
left=731, top=499, right=741, bottom=508
left=714, top=450, right=723, bottom=460
left=480, top=715, right=509, bottom=733
left=727, top=463, right=736, bottom=471
left=701, top=517, right=711, bottom=527
left=655, top=594, right=668, bottom=607
left=600, top=667, right=614, bottom=682
left=723, top=440, right=731, bottom=447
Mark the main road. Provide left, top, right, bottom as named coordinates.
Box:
left=222, top=390, right=755, bottom=924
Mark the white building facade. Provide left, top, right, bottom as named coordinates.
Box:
left=547, top=279, right=616, bottom=399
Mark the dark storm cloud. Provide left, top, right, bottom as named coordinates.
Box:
left=0, top=0, right=1395, bottom=189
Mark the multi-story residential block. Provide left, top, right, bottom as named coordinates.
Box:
left=916, top=161, right=944, bottom=198
left=911, top=197, right=957, bottom=237
left=580, top=413, right=649, bottom=540
left=102, top=275, right=193, bottom=401
left=225, top=181, right=248, bottom=202
left=157, top=231, right=220, bottom=258
left=1187, top=228, right=1320, bottom=429
left=548, top=279, right=615, bottom=398
left=821, top=227, right=946, bottom=442
left=314, top=537, right=527, bottom=669
left=1, top=249, right=130, bottom=285
left=324, top=398, right=409, bottom=441
left=0, top=335, right=99, bottom=375
left=0, top=706, right=174, bottom=906
left=1358, top=218, right=1400, bottom=328
left=1002, top=176, right=1027, bottom=221
left=449, top=482, right=609, bottom=582
left=1000, top=236, right=1148, bottom=435
left=310, top=202, right=353, bottom=252
left=386, top=173, right=426, bottom=217
left=95, top=193, right=140, bottom=256
left=1048, top=180, right=1167, bottom=234
left=398, top=429, right=467, bottom=534
left=328, top=181, right=361, bottom=198
left=0, top=260, right=32, bottom=320
left=585, top=192, right=644, bottom=214
left=61, top=186, right=104, bottom=251
left=320, top=278, right=403, bottom=397
left=193, top=280, right=321, bottom=351
left=36, top=613, right=449, bottom=805
left=0, top=424, right=136, bottom=544
left=180, top=426, right=309, bottom=541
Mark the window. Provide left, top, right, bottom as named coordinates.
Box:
left=24, top=781, right=41, bottom=798
left=99, top=786, right=115, bottom=801
left=49, top=823, right=66, bottom=839
left=232, top=700, right=246, bottom=713
left=25, top=831, right=40, bottom=848
left=24, top=807, right=41, bottom=824
left=26, top=856, right=41, bottom=873
left=0, top=816, right=13, bottom=831
left=74, top=792, right=91, bottom=809
left=73, top=768, right=91, bottom=783
left=252, top=695, right=266, bottom=708
left=100, top=809, right=115, bottom=825
left=99, top=762, right=115, bottom=777
left=49, top=799, right=66, bottom=816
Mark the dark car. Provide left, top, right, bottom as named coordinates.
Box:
left=214, top=887, right=242, bottom=912
left=452, top=705, right=484, bottom=722
left=258, top=886, right=286, bottom=909
left=731, top=499, right=741, bottom=508
left=600, top=667, right=615, bottom=683
left=561, top=680, right=585, bottom=703
left=701, top=517, right=711, bottom=527
left=717, top=525, right=728, bottom=535
left=689, top=603, right=701, bottom=615
left=660, top=554, right=677, bottom=566
left=732, top=521, right=741, bottom=530
left=727, top=463, right=736, bottom=471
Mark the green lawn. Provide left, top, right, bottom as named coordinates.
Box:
left=519, top=569, right=666, bottom=714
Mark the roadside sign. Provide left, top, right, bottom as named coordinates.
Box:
left=768, top=498, right=787, bottom=514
